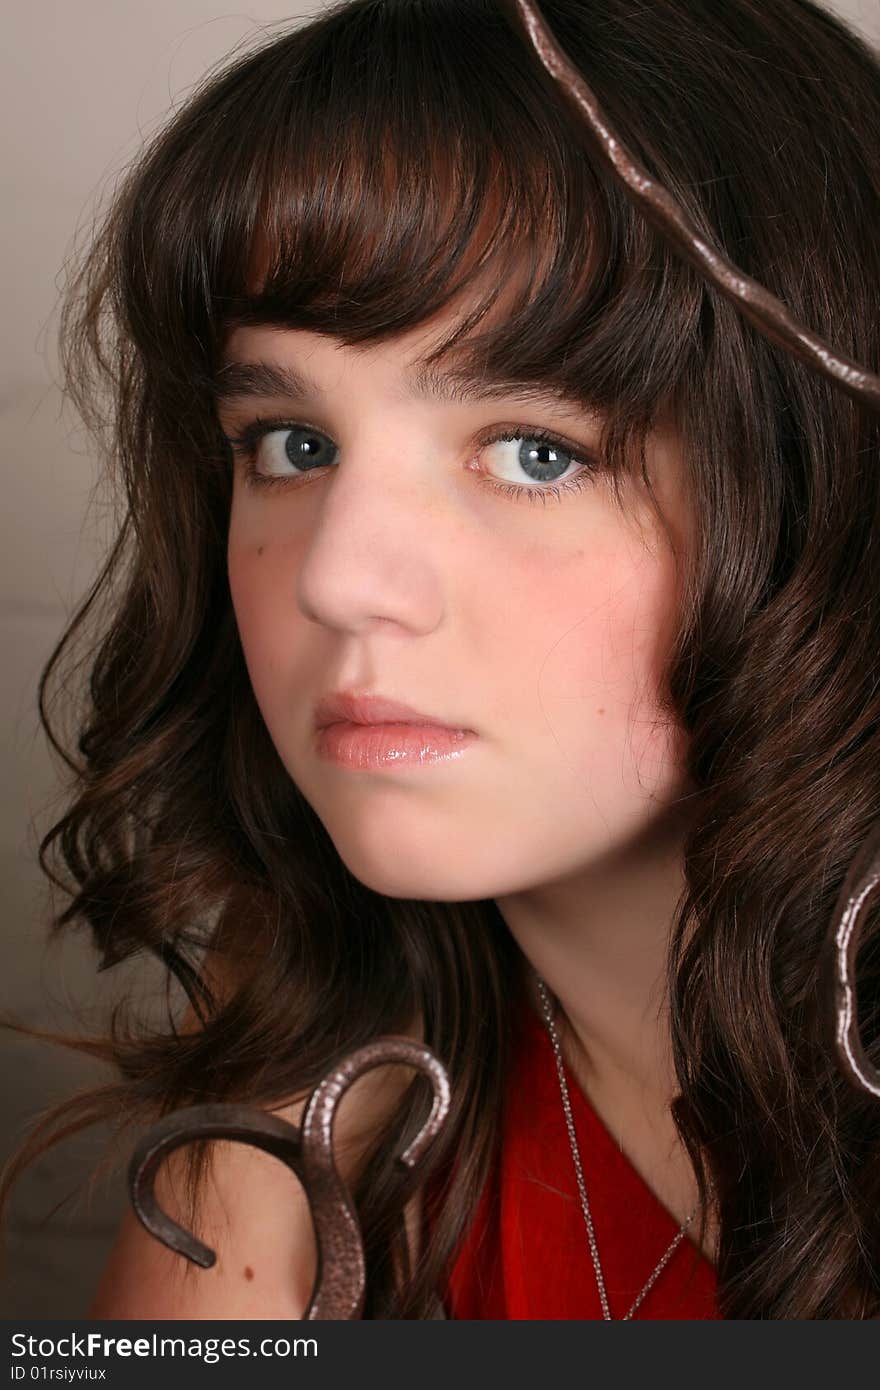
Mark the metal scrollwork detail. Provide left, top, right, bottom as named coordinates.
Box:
left=509, top=0, right=880, bottom=415
left=818, top=820, right=880, bottom=1099
left=128, top=1036, right=451, bottom=1318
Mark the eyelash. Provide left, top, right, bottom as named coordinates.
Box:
left=221, top=415, right=598, bottom=506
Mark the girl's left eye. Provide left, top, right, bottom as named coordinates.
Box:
left=222, top=417, right=599, bottom=506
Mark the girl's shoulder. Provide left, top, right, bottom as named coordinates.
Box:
left=91, top=904, right=425, bottom=1319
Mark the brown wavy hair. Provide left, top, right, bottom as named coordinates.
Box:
left=2, top=0, right=880, bottom=1318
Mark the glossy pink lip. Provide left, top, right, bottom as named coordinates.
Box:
left=315, top=721, right=476, bottom=770
left=314, top=689, right=470, bottom=732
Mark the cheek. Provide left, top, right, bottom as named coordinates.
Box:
left=227, top=530, right=307, bottom=707
left=496, top=529, right=686, bottom=798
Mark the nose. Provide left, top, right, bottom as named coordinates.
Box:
left=294, top=447, right=447, bottom=637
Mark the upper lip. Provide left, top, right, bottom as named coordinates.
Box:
left=314, top=690, right=468, bottom=731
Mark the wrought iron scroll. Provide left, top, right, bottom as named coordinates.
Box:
left=128, top=1037, right=451, bottom=1318
left=817, top=820, right=880, bottom=1099
left=507, top=0, right=880, bottom=416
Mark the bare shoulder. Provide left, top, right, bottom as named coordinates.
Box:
left=88, top=894, right=426, bottom=1318
left=88, top=1091, right=316, bottom=1318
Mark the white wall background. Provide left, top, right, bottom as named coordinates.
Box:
left=1, top=0, right=878, bottom=1318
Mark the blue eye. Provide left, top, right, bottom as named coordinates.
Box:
left=234, top=422, right=334, bottom=475
left=222, top=416, right=599, bottom=506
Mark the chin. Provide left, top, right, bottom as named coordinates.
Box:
left=332, top=845, right=496, bottom=904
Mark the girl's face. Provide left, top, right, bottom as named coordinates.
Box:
left=223, top=296, right=694, bottom=901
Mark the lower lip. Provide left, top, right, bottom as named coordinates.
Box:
left=315, top=721, right=476, bottom=769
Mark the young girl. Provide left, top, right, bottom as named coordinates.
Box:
left=2, top=0, right=879, bottom=1319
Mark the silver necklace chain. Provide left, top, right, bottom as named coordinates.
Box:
left=535, top=974, right=699, bottom=1320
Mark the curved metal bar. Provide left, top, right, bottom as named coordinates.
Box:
left=127, top=1036, right=452, bottom=1318
left=818, top=820, right=880, bottom=1098
left=507, top=0, right=880, bottom=416
left=298, top=1036, right=452, bottom=1319
left=129, top=1104, right=304, bottom=1269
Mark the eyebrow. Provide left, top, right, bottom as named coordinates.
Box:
left=212, top=357, right=592, bottom=412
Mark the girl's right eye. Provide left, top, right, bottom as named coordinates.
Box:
left=224, top=416, right=334, bottom=491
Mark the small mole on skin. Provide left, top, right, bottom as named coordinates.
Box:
left=244, top=1266, right=254, bottom=1281
left=257, top=546, right=264, bottom=557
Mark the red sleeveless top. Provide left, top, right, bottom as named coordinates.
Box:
left=429, top=996, right=719, bottom=1319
